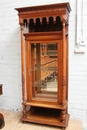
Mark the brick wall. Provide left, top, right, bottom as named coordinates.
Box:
left=69, top=0, right=87, bottom=129
left=0, top=0, right=87, bottom=129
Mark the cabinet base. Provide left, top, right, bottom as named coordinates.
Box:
left=20, top=107, right=70, bottom=128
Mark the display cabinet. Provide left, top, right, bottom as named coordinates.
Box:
left=15, top=2, right=71, bottom=129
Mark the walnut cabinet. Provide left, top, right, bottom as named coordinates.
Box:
left=15, top=2, right=71, bottom=129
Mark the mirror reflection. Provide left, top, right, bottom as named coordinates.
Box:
left=31, top=42, right=58, bottom=101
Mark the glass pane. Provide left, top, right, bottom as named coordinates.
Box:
left=31, top=42, right=58, bottom=101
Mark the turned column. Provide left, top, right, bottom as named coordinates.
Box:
left=65, top=23, right=69, bottom=113
left=20, top=23, right=27, bottom=117
left=61, top=20, right=67, bottom=122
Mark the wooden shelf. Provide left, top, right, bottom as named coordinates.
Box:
left=21, top=107, right=70, bottom=127
left=25, top=101, right=67, bottom=110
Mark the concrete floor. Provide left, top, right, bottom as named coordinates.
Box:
left=0, top=109, right=82, bottom=130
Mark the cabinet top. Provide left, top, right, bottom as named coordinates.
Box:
left=15, top=2, right=71, bottom=15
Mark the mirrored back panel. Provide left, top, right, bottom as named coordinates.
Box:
left=31, top=42, right=58, bottom=102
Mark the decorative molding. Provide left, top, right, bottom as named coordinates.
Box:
left=74, top=0, right=86, bottom=54
left=15, top=2, right=71, bottom=13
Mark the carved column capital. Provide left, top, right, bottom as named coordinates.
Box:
left=60, top=14, right=67, bottom=23
left=19, top=18, right=23, bottom=25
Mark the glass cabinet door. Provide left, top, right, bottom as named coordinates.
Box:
left=31, top=42, right=58, bottom=102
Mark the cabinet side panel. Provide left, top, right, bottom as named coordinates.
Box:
left=26, top=41, right=32, bottom=101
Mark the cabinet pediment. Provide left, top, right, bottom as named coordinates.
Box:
left=15, top=2, right=71, bottom=26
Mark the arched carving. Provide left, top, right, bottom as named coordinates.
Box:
left=42, top=17, right=47, bottom=31
left=27, top=16, right=64, bottom=32
left=49, top=16, right=53, bottom=23
left=42, top=17, right=47, bottom=23
left=53, top=16, right=62, bottom=31
left=35, top=18, right=41, bottom=32
left=23, top=19, right=28, bottom=28
left=29, top=18, right=34, bottom=32
left=19, top=15, right=67, bottom=31
left=29, top=18, right=34, bottom=24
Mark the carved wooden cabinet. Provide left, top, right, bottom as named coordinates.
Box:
left=15, top=2, right=71, bottom=129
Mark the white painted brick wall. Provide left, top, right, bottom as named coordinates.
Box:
left=0, top=0, right=87, bottom=129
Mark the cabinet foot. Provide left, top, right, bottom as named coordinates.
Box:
left=22, top=121, right=26, bottom=124
left=61, top=127, right=66, bottom=130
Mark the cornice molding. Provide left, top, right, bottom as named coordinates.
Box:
left=15, top=2, right=71, bottom=13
